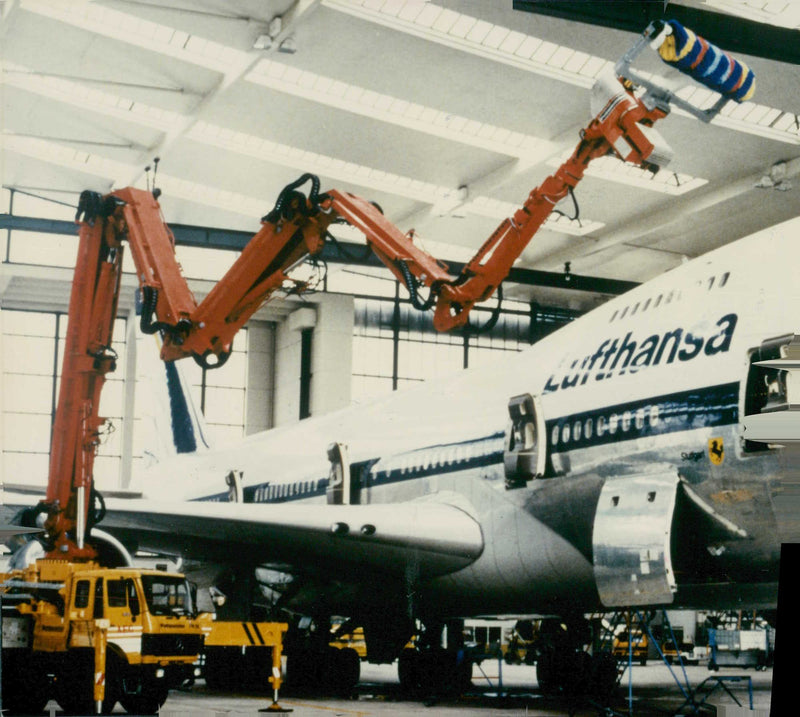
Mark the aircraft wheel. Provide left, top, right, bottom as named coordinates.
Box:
left=404, top=648, right=470, bottom=697
left=536, top=646, right=592, bottom=695
left=324, top=647, right=360, bottom=695
left=589, top=652, right=619, bottom=703
left=398, top=648, right=422, bottom=694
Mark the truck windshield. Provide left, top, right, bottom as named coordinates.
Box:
left=140, top=575, right=193, bottom=616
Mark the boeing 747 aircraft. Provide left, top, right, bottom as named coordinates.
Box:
left=7, top=214, right=789, bottom=695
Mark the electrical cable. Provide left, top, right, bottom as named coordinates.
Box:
left=551, top=187, right=581, bottom=225
left=465, top=282, right=503, bottom=335
left=325, top=231, right=373, bottom=262
left=397, top=259, right=436, bottom=311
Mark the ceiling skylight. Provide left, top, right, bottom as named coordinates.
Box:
left=3, top=62, right=182, bottom=131
left=324, top=1, right=800, bottom=145
left=702, top=0, right=800, bottom=29
left=186, top=122, right=603, bottom=235
left=246, top=59, right=556, bottom=161
left=547, top=152, right=709, bottom=195
left=20, top=0, right=250, bottom=74
left=675, top=86, right=800, bottom=145
left=463, top=196, right=603, bottom=236
left=321, top=0, right=610, bottom=89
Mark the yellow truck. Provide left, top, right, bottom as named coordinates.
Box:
left=1, top=559, right=205, bottom=715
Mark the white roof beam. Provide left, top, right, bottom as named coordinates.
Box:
left=539, top=157, right=800, bottom=268
left=245, top=59, right=556, bottom=162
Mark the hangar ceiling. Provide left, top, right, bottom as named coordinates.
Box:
left=1, top=0, right=799, bottom=315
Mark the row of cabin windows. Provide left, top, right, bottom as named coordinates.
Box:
left=608, top=272, right=730, bottom=324
left=253, top=479, right=321, bottom=503
left=551, top=405, right=661, bottom=446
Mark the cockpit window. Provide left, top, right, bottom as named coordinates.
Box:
left=140, top=575, right=193, bottom=616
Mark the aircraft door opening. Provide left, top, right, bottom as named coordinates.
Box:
left=225, top=470, right=243, bottom=502
left=504, top=393, right=547, bottom=489
left=742, top=334, right=795, bottom=453
left=327, top=442, right=351, bottom=505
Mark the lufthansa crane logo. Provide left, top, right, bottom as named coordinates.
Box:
left=708, top=438, right=725, bottom=465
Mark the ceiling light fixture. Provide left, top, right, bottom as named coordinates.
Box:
left=278, top=35, right=298, bottom=54
left=755, top=161, right=794, bottom=191
left=252, top=34, right=273, bottom=50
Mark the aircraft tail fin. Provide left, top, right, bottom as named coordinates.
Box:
left=136, top=326, right=211, bottom=465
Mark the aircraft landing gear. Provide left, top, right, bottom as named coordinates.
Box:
left=284, top=645, right=361, bottom=695
left=397, top=619, right=472, bottom=698
left=534, top=618, right=618, bottom=702
left=397, top=646, right=472, bottom=697
left=283, top=616, right=361, bottom=697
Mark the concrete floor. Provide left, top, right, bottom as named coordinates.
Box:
left=42, top=660, right=770, bottom=717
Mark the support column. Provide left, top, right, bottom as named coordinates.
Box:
left=245, top=321, right=275, bottom=435
left=273, top=293, right=354, bottom=427
left=309, top=293, right=353, bottom=418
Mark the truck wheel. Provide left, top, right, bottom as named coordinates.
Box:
left=1, top=685, right=49, bottom=715
left=119, top=684, right=168, bottom=715
left=55, top=651, right=94, bottom=715
left=1, top=653, right=50, bottom=714
left=324, top=646, right=360, bottom=695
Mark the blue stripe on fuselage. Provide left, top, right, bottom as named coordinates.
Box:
left=195, top=382, right=740, bottom=503
left=546, top=381, right=739, bottom=454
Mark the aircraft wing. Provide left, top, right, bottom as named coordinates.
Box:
left=98, top=497, right=484, bottom=579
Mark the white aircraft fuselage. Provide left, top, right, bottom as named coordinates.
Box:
left=129, top=216, right=797, bottom=621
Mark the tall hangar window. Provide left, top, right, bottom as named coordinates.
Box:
left=1, top=188, right=248, bottom=489
left=342, top=269, right=578, bottom=404
left=179, top=332, right=248, bottom=446
left=1, top=309, right=127, bottom=493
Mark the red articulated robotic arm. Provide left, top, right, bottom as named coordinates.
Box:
left=37, top=20, right=751, bottom=562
